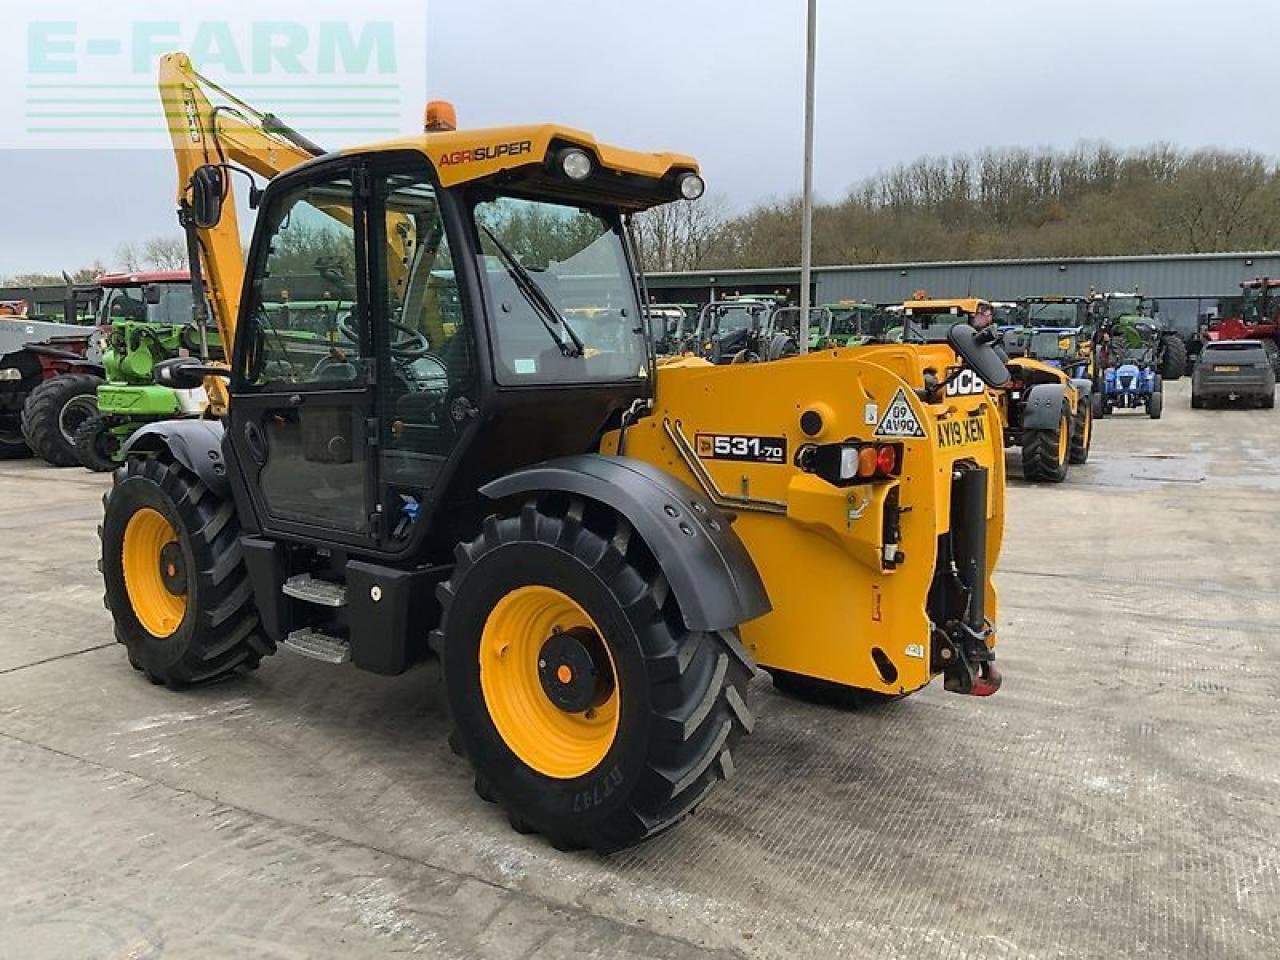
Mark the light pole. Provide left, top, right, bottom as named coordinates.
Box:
left=799, top=0, right=817, bottom=353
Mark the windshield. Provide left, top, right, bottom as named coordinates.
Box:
left=98, top=283, right=194, bottom=326
left=473, top=197, right=645, bottom=385
left=1027, top=330, right=1078, bottom=360
left=903, top=312, right=960, bottom=343
left=1024, top=302, right=1079, bottom=326
left=701, top=304, right=763, bottom=336
left=1103, top=296, right=1142, bottom=320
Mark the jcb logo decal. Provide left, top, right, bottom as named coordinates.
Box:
left=946, top=369, right=986, bottom=397
left=438, top=140, right=533, bottom=166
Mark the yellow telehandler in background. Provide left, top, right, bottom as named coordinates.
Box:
left=98, top=53, right=1012, bottom=852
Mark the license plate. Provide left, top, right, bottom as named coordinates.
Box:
left=936, top=416, right=987, bottom=449
left=1217, top=365, right=1240, bottom=372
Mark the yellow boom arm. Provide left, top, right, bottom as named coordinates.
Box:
left=157, top=52, right=320, bottom=368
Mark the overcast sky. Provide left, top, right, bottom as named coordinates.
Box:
left=0, top=0, right=1274, bottom=276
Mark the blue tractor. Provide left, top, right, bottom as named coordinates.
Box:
left=1096, top=321, right=1163, bottom=419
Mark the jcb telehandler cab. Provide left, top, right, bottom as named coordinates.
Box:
left=99, top=53, right=1012, bottom=853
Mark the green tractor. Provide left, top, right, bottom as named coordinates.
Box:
left=1086, top=292, right=1186, bottom=381
left=73, top=316, right=221, bottom=471
left=819, top=301, right=894, bottom=346
left=67, top=273, right=211, bottom=471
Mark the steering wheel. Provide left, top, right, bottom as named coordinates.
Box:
left=338, top=317, right=432, bottom=359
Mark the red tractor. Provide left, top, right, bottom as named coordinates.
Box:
left=1204, top=278, right=1280, bottom=374
left=0, top=270, right=191, bottom=463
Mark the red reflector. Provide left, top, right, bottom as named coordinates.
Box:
left=875, top=444, right=898, bottom=476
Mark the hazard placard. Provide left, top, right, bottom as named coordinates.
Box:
left=873, top=388, right=926, bottom=438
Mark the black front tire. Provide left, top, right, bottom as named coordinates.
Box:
left=1069, top=401, right=1093, bottom=464
left=1147, top=390, right=1164, bottom=419
left=100, top=454, right=272, bottom=687
left=21, top=373, right=103, bottom=467
left=436, top=496, right=755, bottom=853
left=74, top=414, right=124, bottom=472
left=1191, top=391, right=1206, bottom=410
left=0, top=424, right=30, bottom=460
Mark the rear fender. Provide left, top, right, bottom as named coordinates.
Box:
left=481, top=454, right=770, bottom=633
left=1023, top=382, right=1068, bottom=430
left=121, top=418, right=228, bottom=499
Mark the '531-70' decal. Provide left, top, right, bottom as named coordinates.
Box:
left=695, top=433, right=787, bottom=464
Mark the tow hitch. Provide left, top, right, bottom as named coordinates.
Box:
left=937, top=463, right=1001, bottom=697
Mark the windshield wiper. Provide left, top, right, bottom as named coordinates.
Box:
left=480, top=224, right=584, bottom=358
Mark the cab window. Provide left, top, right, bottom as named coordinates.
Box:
left=241, top=176, right=364, bottom=390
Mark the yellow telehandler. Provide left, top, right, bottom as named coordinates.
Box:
left=98, top=53, right=1011, bottom=852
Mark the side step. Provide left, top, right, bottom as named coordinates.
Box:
left=282, top=573, right=347, bottom=607
left=282, top=628, right=351, bottom=664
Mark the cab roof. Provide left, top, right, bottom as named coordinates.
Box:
left=97, top=270, right=191, bottom=287
left=339, top=124, right=700, bottom=210
left=902, top=297, right=990, bottom=315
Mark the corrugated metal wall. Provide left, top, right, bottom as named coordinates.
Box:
left=648, top=252, right=1280, bottom=303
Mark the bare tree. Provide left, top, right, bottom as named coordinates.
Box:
left=632, top=195, right=729, bottom=273
left=116, top=236, right=188, bottom=272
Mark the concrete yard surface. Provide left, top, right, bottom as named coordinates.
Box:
left=1, top=377, right=1278, bottom=959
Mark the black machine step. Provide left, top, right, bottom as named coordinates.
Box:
left=282, top=573, right=347, bottom=608
left=282, top=628, right=351, bottom=664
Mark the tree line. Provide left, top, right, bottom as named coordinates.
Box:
left=633, top=142, right=1280, bottom=272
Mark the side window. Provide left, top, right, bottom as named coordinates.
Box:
left=242, top=176, right=363, bottom=389
left=374, top=171, right=473, bottom=488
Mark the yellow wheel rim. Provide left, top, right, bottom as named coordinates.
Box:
left=479, top=585, right=619, bottom=779
left=1081, top=408, right=1092, bottom=449
left=1057, top=417, right=1070, bottom=464
left=122, top=508, right=187, bottom=639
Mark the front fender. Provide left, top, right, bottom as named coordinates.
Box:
left=1070, top=377, right=1092, bottom=398
left=1023, top=382, right=1068, bottom=430
left=121, top=418, right=228, bottom=498
left=481, top=454, right=770, bottom=632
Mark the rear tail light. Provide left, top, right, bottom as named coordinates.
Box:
left=808, top=441, right=903, bottom=486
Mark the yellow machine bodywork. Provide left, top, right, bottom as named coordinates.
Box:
left=606, top=346, right=1005, bottom=696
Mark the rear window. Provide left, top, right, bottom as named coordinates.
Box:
left=1205, top=342, right=1263, bottom=354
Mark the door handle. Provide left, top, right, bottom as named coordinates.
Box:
left=288, top=394, right=303, bottom=406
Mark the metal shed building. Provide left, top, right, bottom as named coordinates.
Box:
left=646, top=251, right=1280, bottom=333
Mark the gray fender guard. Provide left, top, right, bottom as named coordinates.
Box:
left=480, top=454, right=771, bottom=633
left=122, top=418, right=228, bottom=498
left=1070, top=377, right=1092, bottom=398
left=1023, top=382, right=1069, bottom=431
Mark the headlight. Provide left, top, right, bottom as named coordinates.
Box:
left=560, top=148, right=593, bottom=181
left=678, top=172, right=705, bottom=200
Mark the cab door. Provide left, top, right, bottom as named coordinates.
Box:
left=228, top=161, right=379, bottom=546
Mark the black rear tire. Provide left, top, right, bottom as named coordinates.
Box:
left=74, top=413, right=124, bottom=472
left=436, top=496, right=755, bottom=853
left=1191, top=391, right=1206, bottom=410
left=1262, top=391, right=1275, bottom=409
left=21, top=373, right=103, bottom=467
left=100, top=454, right=271, bottom=688
left=1021, top=403, right=1071, bottom=483
left=1159, top=335, right=1187, bottom=381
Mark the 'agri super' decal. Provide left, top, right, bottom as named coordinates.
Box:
left=438, top=140, right=533, bottom=166
left=696, top=433, right=787, bottom=464
left=873, top=388, right=926, bottom=438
